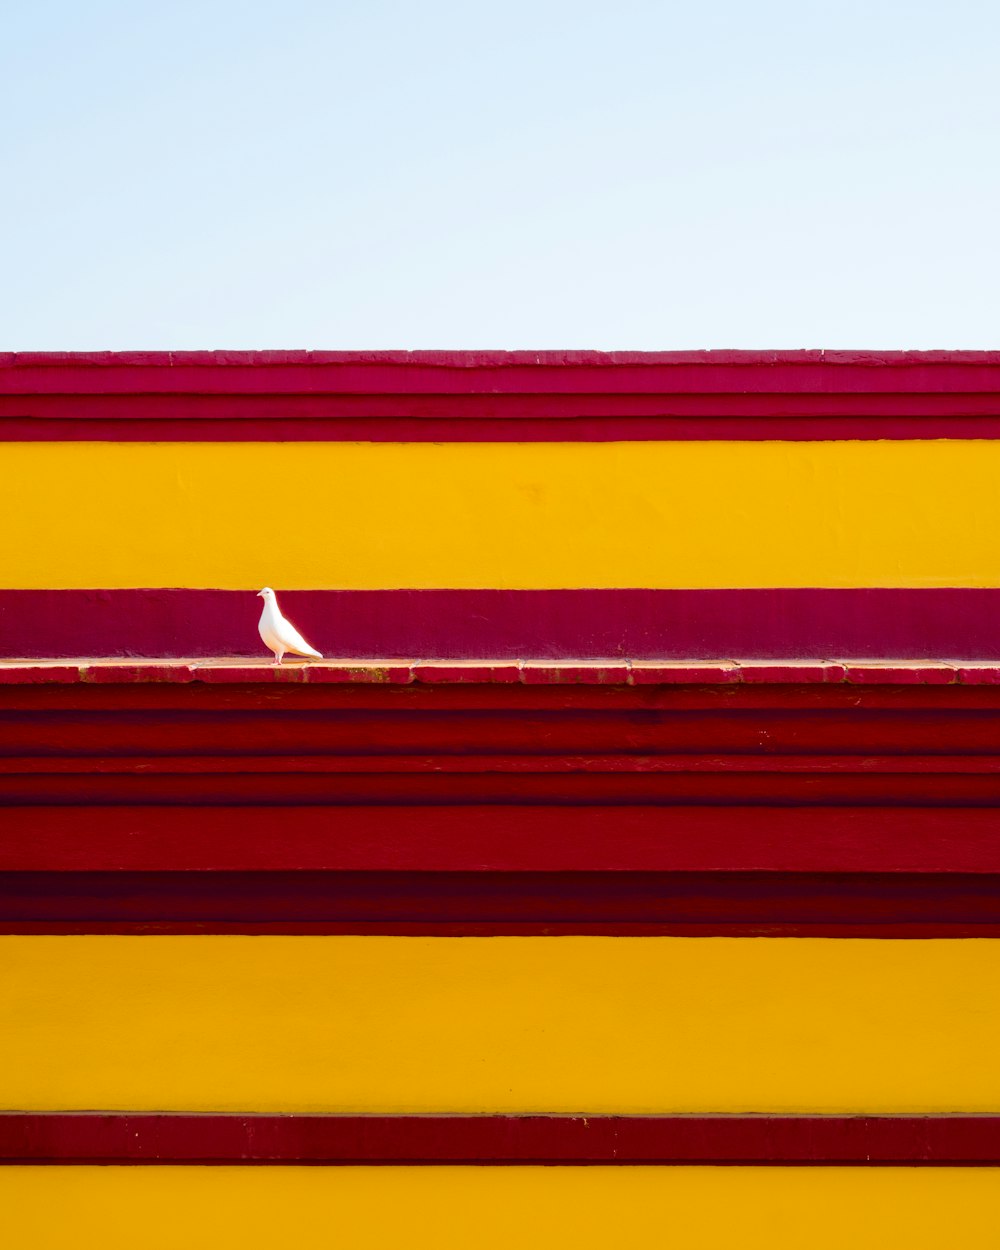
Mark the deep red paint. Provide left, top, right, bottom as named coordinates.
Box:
left=6, top=588, right=1000, bottom=661
left=13, top=414, right=1000, bottom=441
left=1, top=871, right=998, bottom=935
left=4, top=676, right=999, bottom=929
left=4, top=806, right=1000, bottom=873
left=2, top=1113, right=999, bottom=1164
left=5, top=678, right=1000, bottom=707
left=3, top=350, right=1000, bottom=439
left=5, top=706, right=1000, bottom=756
left=6, top=771, right=1000, bottom=805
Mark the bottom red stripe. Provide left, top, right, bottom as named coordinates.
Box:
left=2, top=871, right=1000, bottom=934
left=1, top=1114, right=998, bottom=1165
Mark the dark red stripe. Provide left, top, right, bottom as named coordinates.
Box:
left=5, top=694, right=1000, bottom=757
left=2, top=1113, right=999, bottom=1164
left=8, top=769, right=1000, bottom=805
left=5, top=807, right=1000, bottom=873
left=5, top=677, right=1000, bottom=707
left=4, top=349, right=999, bottom=387
left=9, top=411, right=1000, bottom=443
left=6, top=588, right=1000, bottom=660
left=3, top=350, right=1000, bottom=439
left=1, top=870, right=998, bottom=935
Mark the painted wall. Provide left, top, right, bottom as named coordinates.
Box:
left=2, top=353, right=999, bottom=1245
left=4, top=351, right=1000, bottom=659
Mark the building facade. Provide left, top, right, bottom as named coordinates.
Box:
left=1, top=351, right=999, bottom=1246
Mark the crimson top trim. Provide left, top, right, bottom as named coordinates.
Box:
left=5, top=351, right=1000, bottom=439
left=3, top=349, right=1000, bottom=390
left=5, top=349, right=1000, bottom=367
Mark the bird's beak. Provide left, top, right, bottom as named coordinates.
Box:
left=256, top=591, right=264, bottom=598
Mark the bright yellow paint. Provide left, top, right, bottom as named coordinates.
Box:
left=4, top=936, right=1000, bottom=1112
left=3, top=1167, right=1000, bottom=1250
left=5, top=439, right=1000, bottom=588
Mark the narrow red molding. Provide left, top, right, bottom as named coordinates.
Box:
left=0, top=870, right=998, bottom=936
left=8, top=768, right=1000, bottom=805
left=2, top=1113, right=999, bottom=1165
left=3, top=350, right=1000, bottom=439
left=10, top=414, right=1000, bottom=441
left=5, top=808, right=1000, bottom=874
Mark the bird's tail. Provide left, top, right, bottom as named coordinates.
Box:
left=299, top=644, right=323, bottom=659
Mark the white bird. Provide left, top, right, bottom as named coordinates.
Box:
left=256, top=587, right=323, bottom=664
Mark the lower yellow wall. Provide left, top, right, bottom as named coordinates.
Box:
left=4, top=936, right=1000, bottom=1112
left=3, top=1167, right=999, bottom=1250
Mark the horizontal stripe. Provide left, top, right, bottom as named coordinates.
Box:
left=10, top=768, right=1000, bottom=804
left=3, top=351, right=1000, bottom=443
left=14, top=414, right=1000, bottom=442
left=5, top=808, right=1000, bottom=873
left=3, top=937, right=1000, bottom=1112
left=3, top=675, right=999, bottom=707
left=4, top=679, right=1000, bottom=776
left=3, top=655, right=996, bottom=682
left=2, top=872, right=1000, bottom=936
left=6, top=349, right=1000, bottom=389
left=7, top=588, right=1000, bottom=658
left=3, top=1114, right=999, bottom=1164
left=7, top=441, right=1000, bottom=590
left=4, top=1169, right=1000, bottom=1250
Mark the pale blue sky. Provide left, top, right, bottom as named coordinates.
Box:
left=2, top=1, right=998, bottom=349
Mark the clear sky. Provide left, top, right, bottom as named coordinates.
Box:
left=2, top=1, right=998, bottom=350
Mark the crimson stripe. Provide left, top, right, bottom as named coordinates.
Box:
left=5, top=699, right=1000, bottom=756
left=2, top=1113, right=999, bottom=1164
left=0, top=870, right=998, bottom=936
left=3, top=678, right=999, bottom=706
left=5, top=588, right=1000, bottom=661
left=4, top=807, right=1000, bottom=873
left=3, top=349, right=1000, bottom=391
left=2, top=350, right=1000, bottom=439
left=8, top=411, right=1000, bottom=443
left=4, top=752, right=1000, bottom=773
left=7, top=770, right=1000, bottom=805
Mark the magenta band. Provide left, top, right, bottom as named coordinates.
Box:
left=3, top=587, right=1000, bottom=661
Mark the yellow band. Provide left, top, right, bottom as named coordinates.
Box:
left=5, top=936, right=1000, bottom=1112
left=5, top=440, right=1000, bottom=589
left=4, top=1167, right=1000, bottom=1250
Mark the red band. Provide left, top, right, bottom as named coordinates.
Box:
left=2, top=1112, right=998, bottom=1164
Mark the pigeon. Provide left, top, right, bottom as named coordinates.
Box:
left=256, top=587, right=323, bottom=664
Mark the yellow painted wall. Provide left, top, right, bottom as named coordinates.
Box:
left=4, top=936, right=1000, bottom=1112
left=4, top=440, right=1000, bottom=588
left=4, top=1167, right=1000, bottom=1250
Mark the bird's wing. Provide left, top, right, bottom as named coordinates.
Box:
left=274, top=615, right=323, bottom=658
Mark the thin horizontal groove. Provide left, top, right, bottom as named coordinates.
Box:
left=2, top=680, right=1000, bottom=709
left=7, top=590, right=1000, bottom=662
left=2, top=349, right=999, bottom=387
left=7, top=771, right=1000, bottom=805
left=5, top=753, right=1000, bottom=774
left=9, top=410, right=1000, bottom=443
left=5, top=708, right=1000, bottom=756
left=3, top=1113, right=1000, bottom=1165
left=2, top=871, right=1000, bottom=935
left=6, top=807, right=1000, bottom=873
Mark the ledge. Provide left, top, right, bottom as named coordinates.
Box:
left=5, top=349, right=1000, bottom=439
left=0, top=658, right=996, bottom=685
